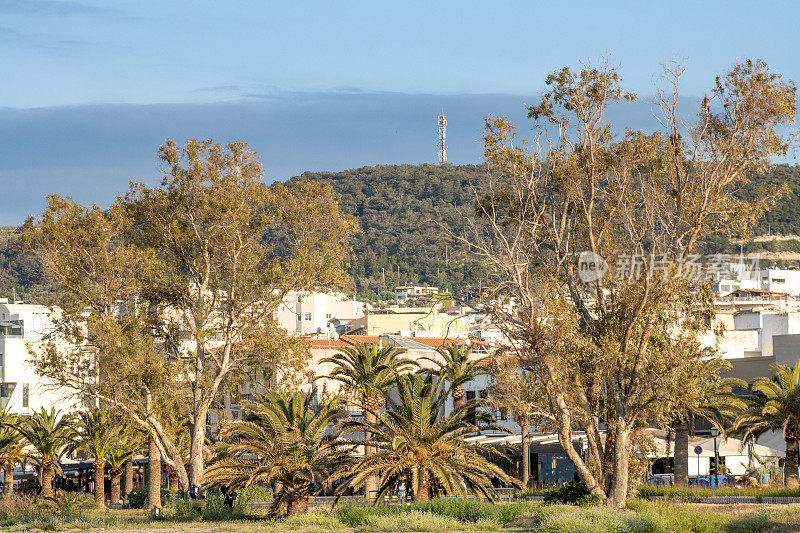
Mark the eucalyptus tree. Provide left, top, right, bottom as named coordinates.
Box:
left=334, top=372, right=518, bottom=502
left=463, top=59, right=797, bottom=507
left=735, top=361, right=800, bottom=487
left=205, top=389, right=350, bottom=516
left=24, top=139, right=358, bottom=491
left=321, top=343, right=415, bottom=499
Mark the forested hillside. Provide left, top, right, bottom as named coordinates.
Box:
left=290, top=164, right=490, bottom=300
left=4, top=163, right=800, bottom=303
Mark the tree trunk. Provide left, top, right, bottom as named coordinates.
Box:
left=674, top=421, right=689, bottom=487
left=413, top=477, right=430, bottom=501
left=286, top=495, right=308, bottom=516
left=452, top=388, right=464, bottom=411
left=364, top=400, right=379, bottom=501
left=41, top=463, right=54, bottom=499
left=521, top=422, right=530, bottom=487
left=3, top=463, right=13, bottom=495
left=606, top=423, right=630, bottom=509
left=148, top=436, right=161, bottom=509
left=110, top=470, right=122, bottom=504
left=785, top=438, right=799, bottom=488
left=188, top=409, right=207, bottom=492
left=123, top=459, right=134, bottom=498
left=93, top=459, right=105, bottom=509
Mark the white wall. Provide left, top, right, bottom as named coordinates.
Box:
left=0, top=303, right=77, bottom=415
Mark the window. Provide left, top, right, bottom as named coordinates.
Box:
left=326, top=313, right=332, bottom=319
left=304, top=313, right=312, bottom=321
left=232, top=411, right=239, bottom=420
left=774, top=278, right=785, bottom=284
left=0, top=353, right=3, bottom=381
left=297, top=295, right=302, bottom=302
left=22, top=384, right=28, bottom=408
left=499, top=408, right=508, bottom=421
left=297, top=314, right=302, bottom=322
left=206, top=413, right=212, bottom=426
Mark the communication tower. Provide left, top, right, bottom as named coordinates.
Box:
left=437, top=110, right=447, bottom=165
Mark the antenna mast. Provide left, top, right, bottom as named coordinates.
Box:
left=437, top=110, right=447, bottom=165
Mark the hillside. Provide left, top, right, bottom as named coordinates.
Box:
left=4, top=163, right=800, bottom=303
left=290, top=164, right=490, bottom=300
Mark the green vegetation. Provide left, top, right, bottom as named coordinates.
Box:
left=637, top=485, right=800, bottom=500
left=6, top=162, right=800, bottom=304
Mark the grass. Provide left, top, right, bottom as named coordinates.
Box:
left=0, top=494, right=799, bottom=531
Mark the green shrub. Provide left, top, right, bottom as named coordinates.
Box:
left=542, top=481, right=601, bottom=506
left=406, top=499, right=536, bottom=524
left=277, top=511, right=347, bottom=530
left=528, top=504, right=668, bottom=533
left=237, top=484, right=273, bottom=504
left=336, top=504, right=396, bottom=527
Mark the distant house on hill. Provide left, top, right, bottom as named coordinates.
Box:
left=393, top=285, right=439, bottom=301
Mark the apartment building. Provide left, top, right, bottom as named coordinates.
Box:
left=274, top=290, right=365, bottom=336
left=0, top=300, right=77, bottom=415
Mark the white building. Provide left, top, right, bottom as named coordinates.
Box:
left=393, top=286, right=439, bottom=301
left=0, top=300, right=77, bottom=415
left=274, top=291, right=365, bottom=336
left=715, top=266, right=800, bottom=297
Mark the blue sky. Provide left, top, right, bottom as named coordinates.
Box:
left=1, top=0, right=798, bottom=223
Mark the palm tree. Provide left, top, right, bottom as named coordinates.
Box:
left=74, top=408, right=119, bottom=508
left=334, top=373, right=520, bottom=502
left=321, top=343, right=415, bottom=499
left=734, top=361, right=800, bottom=488
left=669, top=358, right=745, bottom=486
left=205, top=389, right=350, bottom=516
left=14, top=408, right=75, bottom=499
left=0, top=412, right=25, bottom=496
left=106, top=432, right=141, bottom=504
left=421, top=344, right=486, bottom=411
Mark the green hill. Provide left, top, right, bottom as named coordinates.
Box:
left=4, top=163, right=800, bottom=303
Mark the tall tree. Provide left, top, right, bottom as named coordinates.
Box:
left=124, top=139, right=357, bottom=489
left=205, top=389, right=349, bottom=516
left=487, top=358, right=552, bottom=488
left=22, top=196, right=192, bottom=489
left=334, top=373, right=519, bottom=502
left=464, top=59, right=796, bottom=507
left=321, top=343, right=415, bottom=499
left=14, top=408, right=74, bottom=499
left=735, top=361, right=800, bottom=488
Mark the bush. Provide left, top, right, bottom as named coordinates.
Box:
left=407, top=499, right=536, bottom=524
left=237, top=485, right=273, bottom=504
left=542, top=481, right=601, bottom=506
left=528, top=505, right=667, bottom=533
left=127, top=488, right=146, bottom=509
left=356, top=510, right=500, bottom=532
left=637, top=485, right=800, bottom=501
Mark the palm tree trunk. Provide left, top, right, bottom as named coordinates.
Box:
left=3, top=463, right=13, bottom=495
left=110, top=470, right=122, bottom=504
left=363, top=395, right=381, bottom=502
left=674, top=421, right=689, bottom=487
left=148, top=436, right=161, bottom=509
left=93, top=459, right=105, bottom=508
left=785, top=438, right=799, bottom=488
left=452, top=387, right=464, bottom=411
left=41, top=463, right=54, bottom=499
left=123, top=459, right=134, bottom=498
left=286, top=493, right=308, bottom=516
left=414, top=472, right=431, bottom=501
